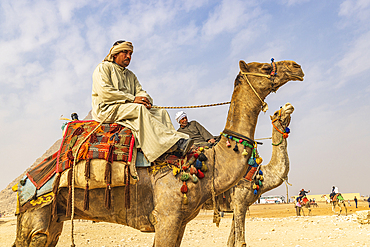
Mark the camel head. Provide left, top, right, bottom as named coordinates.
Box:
left=270, top=102, right=294, bottom=128
left=237, top=60, right=304, bottom=101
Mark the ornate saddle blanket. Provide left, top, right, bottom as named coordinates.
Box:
left=27, top=120, right=134, bottom=190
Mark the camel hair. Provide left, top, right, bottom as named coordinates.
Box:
left=227, top=102, right=296, bottom=247
left=12, top=59, right=304, bottom=247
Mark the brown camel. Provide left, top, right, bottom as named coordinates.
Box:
left=13, top=60, right=304, bottom=247
left=227, top=102, right=296, bottom=247
left=331, top=195, right=347, bottom=216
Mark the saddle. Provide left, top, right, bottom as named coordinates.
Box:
left=18, top=121, right=140, bottom=214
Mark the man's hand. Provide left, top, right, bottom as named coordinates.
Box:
left=208, top=138, right=216, bottom=144
left=134, top=97, right=152, bottom=109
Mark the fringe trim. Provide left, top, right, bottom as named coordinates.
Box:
left=83, top=181, right=89, bottom=211
left=105, top=184, right=111, bottom=209
left=84, top=159, right=91, bottom=179
left=51, top=172, right=61, bottom=220
left=66, top=169, right=72, bottom=217
left=125, top=165, right=130, bottom=209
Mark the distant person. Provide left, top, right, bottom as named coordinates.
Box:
left=347, top=199, right=351, bottom=206
left=368, top=197, right=370, bottom=208
left=329, top=186, right=339, bottom=200
left=297, top=189, right=310, bottom=202
left=175, top=111, right=216, bottom=148
left=354, top=196, right=358, bottom=208
left=295, top=197, right=302, bottom=216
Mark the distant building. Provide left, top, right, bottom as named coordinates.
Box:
left=259, top=195, right=285, bottom=204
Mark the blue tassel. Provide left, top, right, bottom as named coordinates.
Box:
left=195, top=159, right=202, bottom=169
left=259, top=170, right=263, bottom=175
left=285, top=127, right=290, bottom=133
left=254, top=189, right=258, bottom=195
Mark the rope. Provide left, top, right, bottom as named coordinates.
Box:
left=151, top=101, right=230, bottom=109
left=240, top=71, right=270, bottom=112
left=211, top=149, right=220, bottom=227
left=70, top=104, right=119, bottom=247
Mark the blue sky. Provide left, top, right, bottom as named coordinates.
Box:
left=1, top=0, right=370, bottom=199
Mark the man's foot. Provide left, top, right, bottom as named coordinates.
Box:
left=177, top=138, right=194, bottom=156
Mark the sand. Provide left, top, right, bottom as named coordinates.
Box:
left=1, top=201, right=370, bottom=247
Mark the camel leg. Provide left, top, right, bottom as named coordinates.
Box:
left=227, top=215, right=236, bottom=247
left=173, top=222, right=187, bottom=247
left=152, top=213, right=183, bottom=246
left=14, top=204, right=63, bottom=247
left=230, top=198, right=247, bottom=247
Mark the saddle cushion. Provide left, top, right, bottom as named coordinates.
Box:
left=59, top=159, right=137, bottom=189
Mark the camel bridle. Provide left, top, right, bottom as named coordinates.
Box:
left=271, top=108, right=290, bottom=146
left=239, top=59, right=279, bottom=113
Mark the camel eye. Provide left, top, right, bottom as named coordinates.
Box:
left=261, top=65, right=272, bottom=75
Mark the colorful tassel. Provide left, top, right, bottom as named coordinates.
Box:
left=195, top=159, right=202, bottom=169
left=190, top=165, right=198, bottom=175
left=182, top=194, right=188, bottom=205
left=233, top=141, right=239, bottom=151
left=191, top=174, right=198, bottom=183
left=283, top=133, right=289, bottom=139
left=197, top=169, right=205, bottom=179
left=226, top=139, right=231, bottom=147
left=180, top=172, right=190, bottom=181
left=242, top=148, right=248, bottom=156
left=173, top=167, right=181, bottom=176
left=198, top=153, right=208, bottom=161
left=201, top=162, right=208, bottom=172
left=181, top=181, right=188, bottom=193
left=254, top=189, right=258, bottom=195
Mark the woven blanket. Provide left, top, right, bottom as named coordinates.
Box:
left=27, top=120, right=133, bottom=189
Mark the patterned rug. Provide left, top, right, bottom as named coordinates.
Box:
left=27, top=120, right=133, bottom=189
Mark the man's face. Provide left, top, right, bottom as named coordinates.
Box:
left=179, top=116, right=188, bottom=128
left=114, top=50, right=132, bottom=67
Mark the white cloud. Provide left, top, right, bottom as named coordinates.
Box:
left=201, top=0, right=258, bottom=39
left=336, top=31, right=370, bottom=78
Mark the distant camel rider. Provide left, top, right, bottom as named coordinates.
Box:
left=175, top=111, right=216, bottom=148
left=329, top=186, right=339, bottom=200
left=91, top=40, right=193, bottom=162
left=297, top=189, right=310, bottom=202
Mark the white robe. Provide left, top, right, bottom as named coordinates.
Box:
left=91, top=61, right=188, bottom=162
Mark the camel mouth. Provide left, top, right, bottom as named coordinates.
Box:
left=291, top=75, right=304, bottom=81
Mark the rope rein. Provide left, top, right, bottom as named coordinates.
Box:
left=151, top=101, right=230, bottom=109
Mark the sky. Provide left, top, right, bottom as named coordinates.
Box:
left=1, top=0, right=370, bottom=199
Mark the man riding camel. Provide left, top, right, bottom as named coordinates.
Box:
left=91, top=40, right=193, bottom=162
left=175, top=111, right=216, bottom=148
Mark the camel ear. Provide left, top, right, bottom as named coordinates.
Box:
left=239, top=60, right=249, bottom=73
left=270, top=115, right=274, bottom=120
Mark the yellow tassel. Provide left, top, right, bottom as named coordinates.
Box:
left=182, top=194, right=188, bottom=205
left=201, top=162, right=208, bottom=172
left=242, top=148, right=248, bottom=156
left=252, top=184, right=257, bottom=190
left=173, top=167, right=180, bottom=176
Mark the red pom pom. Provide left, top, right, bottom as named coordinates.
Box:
left=283, top=133, right=289, bottom=139
left=194, top=153, right=199, bottom=159
left=182, top=165, right=189, bottom=170
left=180, top=181, right=188, bottom=193
left=197, top=169, right=205, bottom=179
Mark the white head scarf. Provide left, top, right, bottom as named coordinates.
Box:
left=175, top=111, right=187, bottom=123
left=103, top=41, right=134, bottom=62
